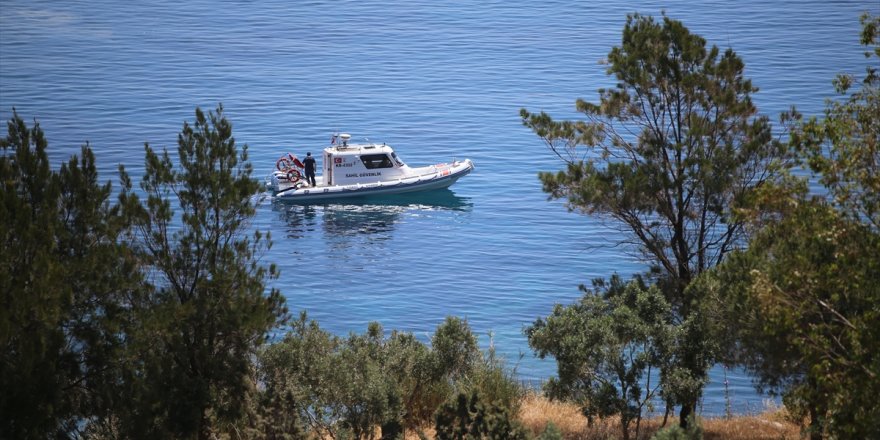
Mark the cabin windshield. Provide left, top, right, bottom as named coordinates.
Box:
left=360, top=153, right=395, bottom=169
left=391, top=152, right=405, bottom=167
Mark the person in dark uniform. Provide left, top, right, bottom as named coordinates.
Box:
left=303, top=152, right=317, bottom=186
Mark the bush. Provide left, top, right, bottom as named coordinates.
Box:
left=457, top=335, right=524, bottom=416
left=434, top=391, right=529, bottom=440
left=257, top=315, right=523, bottom=439
left=651, top=415, right=703, bottom=440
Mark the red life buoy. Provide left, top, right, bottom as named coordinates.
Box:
left=276, top=157, right=292, bottom=172
left=287, top=169, right=302, bottom=183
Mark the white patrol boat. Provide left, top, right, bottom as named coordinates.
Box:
left=268, top=133, right=474, bottom=201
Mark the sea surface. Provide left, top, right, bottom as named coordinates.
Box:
left=2, top=0, right=876, bottom=416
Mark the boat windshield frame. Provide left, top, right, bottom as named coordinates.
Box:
left=360, top=153, right=396, bottom=169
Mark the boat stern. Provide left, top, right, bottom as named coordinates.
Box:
left=267, top=170, right=303, bottom=195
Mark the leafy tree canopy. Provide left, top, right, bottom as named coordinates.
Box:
left=704, top=13, right=880, bottom=439
left=521, top=13, right=791, bottom=300
left=791, top=12, right=880, bottom=229
left=117, top=105, right=287, bottom=439
left=259, top=314, right=520, bottom=440
left=527, top=277, right=673, bottom=440
left=1, top=111, right=141, bottom=438
left=521, top=12, right=793, bottom=426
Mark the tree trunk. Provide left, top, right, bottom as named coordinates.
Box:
left=808, top=405, right=822, bottom=440
left=679, top=401, right=693, bottom=429
left=635, top=413, right=643, bottom=440
left=380, top=419, right=403, bottom=440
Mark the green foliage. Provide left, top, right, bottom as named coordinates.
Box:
left=259, top=315, right=522, bottom=439
left=259, top=314, right=436, bottom=439
left=434, top=391, right=529, bottom=440
left=711, top=202, right=880, bottom=438
left=520, top=12, right=793, bottom=426
left=258, top=313, right=342, bottom=438
left=521, top=13, right=790, bottom=297
left=117, top=105, right=287, bottom=439
left=385, top=326, right=448, bottom=431
left=241, top=385, right=307, bottom=440
left=1, top=110, right=68, bottom=438
left=790, top=12, right=879, bottom=230
left=526, top=277, right=672, bottom=440
left=432, top=316, right=482, bottom=384
left=1, top=111, right=141, bottom=438
left=459, top=334, right=525, bottom=417
left=651, top=414, right=703, bottom=440
left=703, top=13, right=880, bottom=440
left=654, top=292, right=716, bottom=427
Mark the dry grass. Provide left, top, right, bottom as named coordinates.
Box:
left=699, top=414, right=800, bottom=440
left=518, top=391, right=590, bottom=436
left=516, top=392, right=802, bottom=440
left=398, top=393, right=800, bottom=439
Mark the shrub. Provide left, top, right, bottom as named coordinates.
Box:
left=258, top=315, right=523, bottom=439
left=434, top=391, right=529, bottom=440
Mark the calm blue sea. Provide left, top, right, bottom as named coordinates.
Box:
left=2, top=0, right=876, bottom=416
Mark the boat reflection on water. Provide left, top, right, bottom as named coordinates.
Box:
left=272, top=189, right=473, bottom=241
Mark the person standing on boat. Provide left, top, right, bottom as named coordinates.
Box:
left=303, top=152, right=317, bottom=186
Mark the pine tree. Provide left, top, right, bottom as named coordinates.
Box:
left=520, top=13, right=792, bottom=426
left=1, top=111, right=141, bottom=437
left=118, top=105, right=286, bottom=439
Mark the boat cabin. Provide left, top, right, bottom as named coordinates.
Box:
left=321, top=134, right=410, bottom=186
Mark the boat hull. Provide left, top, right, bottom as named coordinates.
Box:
left=271, top=159, right=473, bottom=202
